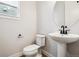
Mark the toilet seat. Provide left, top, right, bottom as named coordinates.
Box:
left=23, top=44, right=40, bottom=57
left=23, top=44, right=40, bottom=52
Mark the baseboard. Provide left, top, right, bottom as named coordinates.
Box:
left=69, top=54, right=79, bottom=57
left=9, top=51, right=23, bottom=57
left=42, top=49, right=54, bottom=57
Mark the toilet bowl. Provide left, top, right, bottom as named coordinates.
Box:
left=23, top=44, right=40, bottom=57
left=23, top=34, right=45, bottom=57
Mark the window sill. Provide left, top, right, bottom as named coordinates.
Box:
left=0, top=15, right=20, bottom=21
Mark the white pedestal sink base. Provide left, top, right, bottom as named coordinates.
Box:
left=57, top=43, right=66, bottom=57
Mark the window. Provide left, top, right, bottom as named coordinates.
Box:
left=0, top=1, right=20, bottom=18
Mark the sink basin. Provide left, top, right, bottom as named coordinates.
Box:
left=48, top=32, right=79, bottom=57
left=49, top=32, right=79, bottom=43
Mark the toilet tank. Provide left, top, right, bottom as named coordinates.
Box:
left=36, top=34, right=45, bottom=47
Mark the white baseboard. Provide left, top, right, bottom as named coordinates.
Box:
left=42, top=49, right=54, bottom=57
left=9, top=51, right=23, bottom=57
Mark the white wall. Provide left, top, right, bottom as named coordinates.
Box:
left=37, top=1, right=57, bottom=34
left=0, top=1, right=37, bottom=57
left=37, top=1, right=65, bottom=57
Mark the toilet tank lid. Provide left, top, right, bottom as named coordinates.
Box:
left=23, top=44, right=40, bottom=52
left=36, top=34, right=45, bottom=37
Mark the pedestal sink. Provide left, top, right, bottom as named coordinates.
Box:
left=48, top=32, right=79, bottom=57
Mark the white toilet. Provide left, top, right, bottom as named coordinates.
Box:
left=23, top=34, right=45, bottom=57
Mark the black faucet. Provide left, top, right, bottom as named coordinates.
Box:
left=59, top=25, right=70, bottom=34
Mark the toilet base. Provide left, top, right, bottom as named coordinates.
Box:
left=23, top=53, right=42, bottom=57
left=36, top=53, right=42, bottom=57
